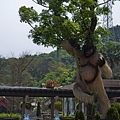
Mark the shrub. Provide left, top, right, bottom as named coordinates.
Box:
left=95, top=112, right=100, bottom=120
left=76, top=103, right=79, bottom=110
left=55, top=101, right=62, bottom=111
left=20, top=102, right=31, bottom=110
left=107, top=107, right=120, bottom=120
left=75, top=110, right=85, bottom=120
left=25, top=102, right=31, bottom=109
left=60, top=114, right=75, bottom=120
left=0, top=113, right=21, bottom=120
left=111, top=102, right=120, bottom=114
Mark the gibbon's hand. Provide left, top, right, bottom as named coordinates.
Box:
left=97, top=57, right=105, bottom=67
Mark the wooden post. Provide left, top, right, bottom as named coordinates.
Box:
left=79, top=100, right=82, bottom=111
left=22, top=95, right=29, bottom=119
left=25, top=95, right=29, bottom=115
left=51, top=97, right=54, bottom=120
left=62, top=97, right=64, bottom=116
left=66, top=97, right=69, bottom=116
left=22, top=96, right=25, bottom=119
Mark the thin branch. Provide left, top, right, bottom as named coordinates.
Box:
left=87, top=16, right=97, bottom=37
left=32, top=0, right=49, bottom=8
left=98, top=0, right=111, bottom=6
left=21, top=57, right=34, bottom=72
left=32, top=0, right=38, bottom=4
left=28, top=22, right=35, bottom=30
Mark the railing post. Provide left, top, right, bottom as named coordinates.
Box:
left=51, top=97, right=54, bottom=120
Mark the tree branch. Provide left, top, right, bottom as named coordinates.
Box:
left=28, top=22, right=35, bottom=30
left=32, top=0, right=49, bottom=8
left=87, top=16, right=97, bottom=37
left=98, top=0, right=112, bottom=6
left=86, top=0, right=98, bottom=39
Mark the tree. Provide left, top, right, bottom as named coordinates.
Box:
left=0, top=56, right=7, bottom=85
left=7, top=52, right=34, bottom=86
left=19, top=0, right=115, bottom=48
left=100, top=41, right=120, bottom=78
left=27, top=54, right=52, bottom=81
left=40, top=61, right=76, bottom=87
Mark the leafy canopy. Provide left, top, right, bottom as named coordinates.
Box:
left=100, top=41, right=120, bottom=66
left=19, top=0, right=117, bottom=47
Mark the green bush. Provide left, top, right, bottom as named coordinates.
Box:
left=75, top=110, right=85, bottom=120
left=20, top=102, right=31, bottom=110
left=25, top=102, right=31, bottom=109
left=55, top=101, right=62, bottom=111
left=60, top=114, right=75, bottom=120
left=95, top=112, right=100, bottom=120
left=76, top=103, right=79, bottom=110
left=0, top=113, right=21, bottom=120
left=107, top=107, right=120, bottom=120
left=111, top=102, right=120, bottom=114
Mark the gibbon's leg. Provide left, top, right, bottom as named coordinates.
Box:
left=73, top=82, right=94, bottom=104
left=96, top=81, right=110, bottom=119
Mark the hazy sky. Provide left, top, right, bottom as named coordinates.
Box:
left=0, top=0, right=120, bottom=58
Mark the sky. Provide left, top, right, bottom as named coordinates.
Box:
left=0, top=0, right=120, bottom=58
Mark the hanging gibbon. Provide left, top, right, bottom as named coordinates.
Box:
left=61, top=40, right=112, bottom=119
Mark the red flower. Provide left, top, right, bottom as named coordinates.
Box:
left=44, top=80, right=57, bottom=88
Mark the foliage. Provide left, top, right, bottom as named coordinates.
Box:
left=0, top=50, right=76, bottom=87
left=20, top=102, right=32, bottom=110
left=100, top=41, right=120, bottom=78
left=0, top=113, right=21, bottom=119
left=95, top=111, right=100, bottom=120
left=75, top=110, right=85, bottom=120
left=111, top=102, right=120, bottom=114
left=18, top=0, right=115, bottom=48
left=54, top=101, right=62, bottom=111
left=76, top=103, right=79, bottom=110
left=7, top=53, right=34, bottom=86
left=40, top=60, right=76, bottom=87
left=114, top=73, right=120, bottom=79
left=100, top=41, right=120, bottom=67
left=0, top=47, right=119, bottom=89
left=25, top=102, right=32, bottom=109
left=107, top=107, right=120, bottom=120
left=27, top=53, right=53, bottom=82
left=60, top=114, right=75, bottom=119
left=0, top=47, right=120, bottom=113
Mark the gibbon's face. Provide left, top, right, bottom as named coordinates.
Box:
left=82, top=42, right=95, bottom=57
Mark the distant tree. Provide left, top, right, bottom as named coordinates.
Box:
left=0, top=56, right=7, bottom=85
left=28, top=53, right=55, bottom=81
left=7, top=52, right=34, bottom=86
left=28, top=50, right=76, bottom=86
left=18, top=0, right=116, bottom=48
left=100, top=41, right=120, bottom=78
left=40, top=61, right=76, bottom=87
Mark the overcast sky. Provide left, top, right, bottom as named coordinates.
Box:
left=0, top=0, right=120, bottom=58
